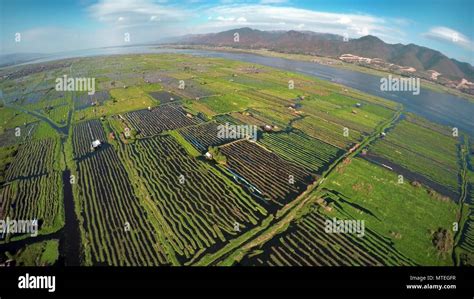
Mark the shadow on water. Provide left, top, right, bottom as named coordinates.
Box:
left=59, top=169, right=81, bottom=266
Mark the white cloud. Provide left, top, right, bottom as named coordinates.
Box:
left=2, top=26, right=126, bottom=53
left=215, top=15, right=247, bottom=23
left=337, top=16, right=352, bottom=25
left=88, top=0, right=188, bottom=27
left=358, top=26, right=369, bottom=36
left=423, top=26, right=473, bottom=51
left=216, top=16, right=235, bottom=21
left=260, top=0, right=288, bottom=4
left=1, top=0, right=194, bottom=54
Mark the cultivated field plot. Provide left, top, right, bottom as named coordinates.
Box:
left=259, top=130, right=343, bottom=174
left=253, top=105, right=300, bottom=125
left=74, top=91, right=110, bottom=110
left=241, top=207, right=415, bottom=266
left=19, top=91, right=45, bottom=105
left=222, top=74, right=283, bottom=91
left=45, top=104, right=70, bottom=126
left=213, top=114, right=242, bottom=125
left=74, top=121, right=169, bottom=266
left=0, top=145, right=18, bottom=186
left=289, top=91, right=398, bottom=150
left=0, top=107, right=38, bottom=135
left=123, top=104, right=201, bottom=137
left=149, top=91, right=181, bottom=105
left=23, top=92, right=67, bottom=111
left=178, top=121, right=236, bottom=152
left=215, top=104, right=298, bottom=130
left=0, top=138, right=63, bottom=239
left=0, top=173, right=62, bottom=238
left=293, top=115, right=362, bottom=149
left=237, top=89, right=299, bottom=109
left=458, top=166, right=474, bottom=266
left=0, top=60, right=72, bottom=82
left=72, top=120, right=107, bottom=159
left=459, top=212, right=474, bottom=264
left=195, top=93, right=255, bottom=116
left=163, top=80, right=215, bottom=99
left=301, top=92, right=395, bottom=134
left=73, top=89, right=155, bottom=122
left=220, top=140, right=314, bottom=206
left=368, top=117, right=459, bottom=197
left=22, top=94, right=71, bottom=126
left=4, top=138, right=58, bottom=181
left=213, top=110, right=285, bottom=130
left=143, top=72, right=171, bottom=84
left=0, top=62, right=70, bottom=105
left=121, top=135, right=267, bottom=263
left=0, top=122, right=37, bottom=147
left=321, top=158, right=458, bottom=265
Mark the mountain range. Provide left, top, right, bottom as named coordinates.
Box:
left=170, top=27, right=474, bottom=82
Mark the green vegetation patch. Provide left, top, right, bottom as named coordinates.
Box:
left=259, top=130, right=343, bottom=174
left=6, top=240, right=60, bottom=266
left=321, top=158, right=458, bottom=265
left=369, top=118, right=459, bottom=192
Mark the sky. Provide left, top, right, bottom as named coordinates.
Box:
left=1, top=0, right=473, bottom=64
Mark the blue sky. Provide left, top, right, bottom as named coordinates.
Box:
left=1, top=0, right=473, bottom=64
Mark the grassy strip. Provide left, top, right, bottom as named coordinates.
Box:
left=168, top=130, right=201, bottom=157
left=6, top=240, right=60, bottom=266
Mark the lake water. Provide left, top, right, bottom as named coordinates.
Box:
left=11, top=45, right=474, bottom=136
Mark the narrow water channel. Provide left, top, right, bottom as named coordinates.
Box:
left=58, top=169, right=81, bottom=266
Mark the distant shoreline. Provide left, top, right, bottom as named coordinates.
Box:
left=3, top=44, right=474, bottom=103
left=166, top=44, right=474, bottom=103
